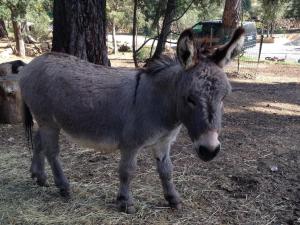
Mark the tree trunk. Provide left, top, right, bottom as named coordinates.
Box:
left=152, top=0, right=176, bottom=59
left=11, top=19, right=26, bottom=57
left=151, top=0, right=168, bottom=31
left=132, top=0, right=138, bottom=67
left=266, top=23, right=270, bottom=37
left=112, top=19, right=118, bottom=54
left=0, top=19, right=8, bottom=38
left=270, top=22, right=274, bottom=37
left=52, top=0, right=109, bottom=66
left=222, top=0, right=242, bottom=36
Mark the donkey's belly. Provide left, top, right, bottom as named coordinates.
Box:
left=62, top=131, right=119, bottom=153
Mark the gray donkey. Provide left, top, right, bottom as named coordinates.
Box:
left=19, top=27, right=245, bottom=213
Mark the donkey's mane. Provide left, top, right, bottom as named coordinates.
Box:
left=133, top=55, right=178, bottom=104
left=142, top=54, right=178, bottom=75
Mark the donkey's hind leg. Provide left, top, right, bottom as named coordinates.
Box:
left=39, top=127, right=70, bottom=197
left=30, top=131, right=48, bottom=186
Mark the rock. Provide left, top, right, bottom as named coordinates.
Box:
left=0, top=48, right=13, bottom=57
left=270, top=165, right=278, bottom=172
left=8, top=137, right=14, bottom=142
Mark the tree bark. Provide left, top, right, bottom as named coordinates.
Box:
left=132, top=0, right=138, bottom=67
left=0, top=19, right=8, bottom=38
left=11, top=18, right=25, bottom=57
left=52, top=0, right=109, bottom=66
left=152, top=0, right=176, bottom=59
left=222, top=0, right=242, bottom=36
left=112, top=19, right=118, bottom=54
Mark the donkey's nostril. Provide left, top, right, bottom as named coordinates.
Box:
left=197, top=144, right=221, bottom=162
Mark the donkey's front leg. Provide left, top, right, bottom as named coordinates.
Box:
left=153, top=141, right=182, bottom=209
left=117, top=150, right=138, bottom=214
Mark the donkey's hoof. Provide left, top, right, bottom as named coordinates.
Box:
left=117, top=195, right=135, bottom=214
left=31, top=173, right=48, bottom=187
left=59, top=188, right=71, bottom=198
left=36, top=179, right=49, bottom=187
left=117, top=199, right=135, bottom=214
left=118, top=203, right=136, bottom=214
left=165, top=195, right=182, bottom=210
left=170, top=202, right=182, bottom=210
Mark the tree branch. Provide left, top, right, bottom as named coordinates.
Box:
left=165, top=40, right=177, bottom=44
left=135, top=35, right=158, bottom=53
left=168, top=0, right=195, bottom=26
left=134, top=0, right=194, bottom=57
left=135, top=29, right=177, bottom=53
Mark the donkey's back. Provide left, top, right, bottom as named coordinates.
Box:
left=20, top=52, right=137, bottom=147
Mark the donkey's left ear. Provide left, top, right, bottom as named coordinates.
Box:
left=210, top=27, right=245, bottom=68
left=177, top=29, right=197, bottom=70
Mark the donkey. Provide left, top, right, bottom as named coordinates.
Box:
left=19, top=27, right=244, bottom=213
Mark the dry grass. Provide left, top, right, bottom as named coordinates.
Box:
left=0, top=55, right=300, bottom=225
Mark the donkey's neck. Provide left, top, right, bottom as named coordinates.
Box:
left=134, top=61, right=182, bottom=131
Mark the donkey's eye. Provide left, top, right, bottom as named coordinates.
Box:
left=187, top=95, right=197, bottom=108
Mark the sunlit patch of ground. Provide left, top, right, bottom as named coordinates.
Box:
left=246, top=102, right=300, bottom=116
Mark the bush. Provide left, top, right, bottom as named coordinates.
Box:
left=136, top=46, right=152, bottom=61
left=26, top=10, right=52, bottom=41
left=118, top=44, right=131, bottom=52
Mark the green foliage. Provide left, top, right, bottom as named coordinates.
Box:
left=0, top=0, right=31, bottom=20
left=26, top=0, right=52, bottom=40
left=0, top=0, right=52, bottom=20
left=192, top=0, right=223, bottom=20
left=136, top=46, right=152, bottom=61
left=242, top=0, right=251, bottom=12
left=260, top=0, right=288, bottom=23
left=286, top=0, right=300, bottom=18
left=136, top=0, right=225, bottom=35
left=0, top=0, right=52, bottom=40
left=176, top=8, right=200, bottom=29
left=107, top=0, right=132, bottom=32
left=176, top=4, right=223, bottom=32
left=256, top=0, right=290, bottom=35
left=177, top=1, right=223, bottom=30
left=0, top=5, right=10, bottom=20
left=107, top=0, right=154, bottom=34
left=241, top=0, right=253, bottom=20
left=26, top=6, right=51, bottom=40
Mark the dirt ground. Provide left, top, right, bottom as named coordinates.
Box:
left=0, top=54, right=299, bottom=225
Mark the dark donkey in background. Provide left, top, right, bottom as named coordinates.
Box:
left=19, top=27, right=245, bottom=213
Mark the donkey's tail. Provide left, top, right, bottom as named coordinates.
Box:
left=22, top=101, right=34, bottom=150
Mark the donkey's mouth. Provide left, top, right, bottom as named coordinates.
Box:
left=196, top=145, right=221, bottom=162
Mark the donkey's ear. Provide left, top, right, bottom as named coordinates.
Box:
left=211, top=27, right=245, bottom=68
left=177, top=29, right=197, bottom=69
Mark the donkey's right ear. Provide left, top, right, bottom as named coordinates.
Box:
left=177, top=29, right=197, bottom=70
left=210, top=27, right=245, bottom=68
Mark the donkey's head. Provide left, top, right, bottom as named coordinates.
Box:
left=176, top=27, right=245, bottom=161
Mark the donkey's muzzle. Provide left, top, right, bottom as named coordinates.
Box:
left=196, top=144, right=221, bottom=162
